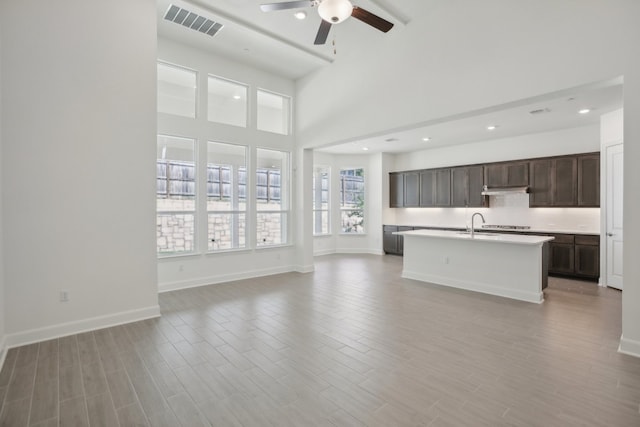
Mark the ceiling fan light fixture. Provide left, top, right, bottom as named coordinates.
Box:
left=318, top=0, right=353, bottom=24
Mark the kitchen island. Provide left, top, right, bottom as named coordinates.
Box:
left=396, top=229, right=554, bottom=303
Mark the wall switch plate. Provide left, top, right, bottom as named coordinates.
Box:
left=60, top=290, right=69, bottom=302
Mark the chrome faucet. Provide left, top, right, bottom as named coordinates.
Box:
left=471, top=212, right=486, bottom=238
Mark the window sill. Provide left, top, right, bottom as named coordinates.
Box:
left=338, top=233, right=367, bottom=236
left=313, top=233, right=332, bottom=238
left=206, top=248, right=252, bottom=256
left=255, top=243, right=294, bottom=250
left=157, top=252, right=200, bottom=261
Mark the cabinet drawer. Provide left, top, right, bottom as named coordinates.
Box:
left=383, top=225, right=398, bottom=232
left=575, top=235, right=599, bottom=245
left=551, top=234, right=575, bottom=244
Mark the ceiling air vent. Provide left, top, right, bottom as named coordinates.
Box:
left=164, top=4, right=224, bottom=37
left=529, top=107, right=551, bottom=115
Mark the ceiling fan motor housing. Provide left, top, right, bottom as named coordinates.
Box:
left=318, top=0, right=353, bottom=24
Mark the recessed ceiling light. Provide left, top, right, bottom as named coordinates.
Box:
left=422, top=137, right=431, bottom=142
left=362, top=147, right=369, bottom=151
left=294, top=11, right=307, bottom=19
left=233, top=95, right=241, bottom=100
left=578, top=108, right=591, bottom=114
left=487, top=125, right=498, bottom=131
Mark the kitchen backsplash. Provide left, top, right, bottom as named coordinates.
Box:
left=392, top=193, right=600, bottom=233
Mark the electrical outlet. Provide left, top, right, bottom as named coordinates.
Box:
left=179, top=265, right=184, bottom=272
left=60, top=290, right=69, bottom=302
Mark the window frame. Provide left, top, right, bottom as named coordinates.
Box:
left=339, top=167, right=365, bottom=234
left=156, top=134, right=198, bottom=257
left=313, top=165, right=331, bottom=236
left=157, top=61, right=198, bottom=119
left=256, top=88, right=292, bottom=135
left=256, top=148, right=291, bottom=247
left=206, top=141, right=249, bottom=253
left=207, top=74, right=249, bottom=128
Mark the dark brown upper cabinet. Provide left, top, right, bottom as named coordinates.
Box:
left=484, top=161, right=529, bottom=187
left=451, top=165, right=486, bottom=207
left=419, top=169, right=451, bottom=207
left=403, top=172, right=420, bottom=207
left=529, top=159, right=553, bottom=206
left=554, top=156, right=578, bottom=206
left=434, top=169, right=452, bottom=206
left=389, top=173, right=404, bottom=207
left=578, top=154, right=600, bottom=206
left=419, top=170, right=436, bottom=206
left=529, top=153, right=599, bottom=208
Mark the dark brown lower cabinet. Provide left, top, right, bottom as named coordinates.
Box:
left=548, top=233, right=599, bottom=281
left=382, top=225, right=413, bottom=255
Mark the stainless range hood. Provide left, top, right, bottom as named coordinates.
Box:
left=481, top=185, right=529, bottom=196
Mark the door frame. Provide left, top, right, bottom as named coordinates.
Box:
left=601, top=141, right=624, bottom=289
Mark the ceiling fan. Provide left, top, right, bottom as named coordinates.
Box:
left=260, top=0, right=394, bottom=45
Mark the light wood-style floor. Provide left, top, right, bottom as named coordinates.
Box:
left=1, top=254, right=639, bottom=426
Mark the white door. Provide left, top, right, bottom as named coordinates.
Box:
left=606, top=143, right=623, bottom=290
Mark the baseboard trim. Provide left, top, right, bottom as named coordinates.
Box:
left=402, top=270, right=544, bottom=304
left=295, top=264, right=315, bottom=273
left=4, top=305, right=161, bottom=350
left=313, top=249, right=336, bottom=257
left=0, top=335, right=7, bottom=373
left=335, top=248, right=384, bottom=255
left=158, top=265, right=297, bottom=293
left=618, top=335, right=640, bottom=358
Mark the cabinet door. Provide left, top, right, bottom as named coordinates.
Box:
left=578, top=154, right=600, bottom=207
left=467, top=165, right=486, bottom=207
left=450, top=167, right=468, bottom=207
left=435, top=169, right=451, bottom=206
left=553, top=157, right=577, bottom=206
left=575, top=244, right=600, bottom=278
left=506, top=161, right=529, bottom=186
left=382, top=225, right=398, bottom=254
left=389, top=173, right=404, bottom=207
left=403, top=172, right=420, bottom=207
left=549, top=242, right=575, bottom=274
left=419, top=171, right=436, bottom=206
left=484, top=164, right=505, bottom=187
left=529, top=159, right=553, bottom=206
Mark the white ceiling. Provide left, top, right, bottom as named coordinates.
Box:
left=318, top=79, right=623, bottom=154
left=157, top=1, right=623, bottom=155
left=157, top=0, right=422, bottom=79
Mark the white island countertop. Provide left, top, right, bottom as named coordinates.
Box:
left=396, top=229, right=555, bottom=245
left=397, top=229, right=554, bottom=303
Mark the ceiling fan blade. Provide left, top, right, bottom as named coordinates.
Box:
left=351, top=6, right=394, bottom=32
left=260, top=1, right=312, bottom=12
left=314, top=19, right=332, bottom=45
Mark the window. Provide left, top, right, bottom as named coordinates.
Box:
left=340, top=168, right=365, bottom=233
left=208, top=75, right=247, bottom=127
left=256, top=149, right=290, bottom=246
left=257, top=89, right=291, bottom=135
left=157, top=135, right=196, bottom=255
left=207, top=142, right=247, bottom=251
left=313, top=166, right=330, bottom=235
left=157, top=62, right=197, bottom=118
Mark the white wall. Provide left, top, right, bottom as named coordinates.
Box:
left=157, top=38, right=300, bottom=291
left=390, top=125, right=600, bottom=232
left=0, top=0, right=159, bottom=346
left=0, top=20, right=5, bottom=358
left=297, top=0, right=640, bottom=357
left=313, top=152, right=384, bottom=256
left=393, top=125, right=599, bottom=171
